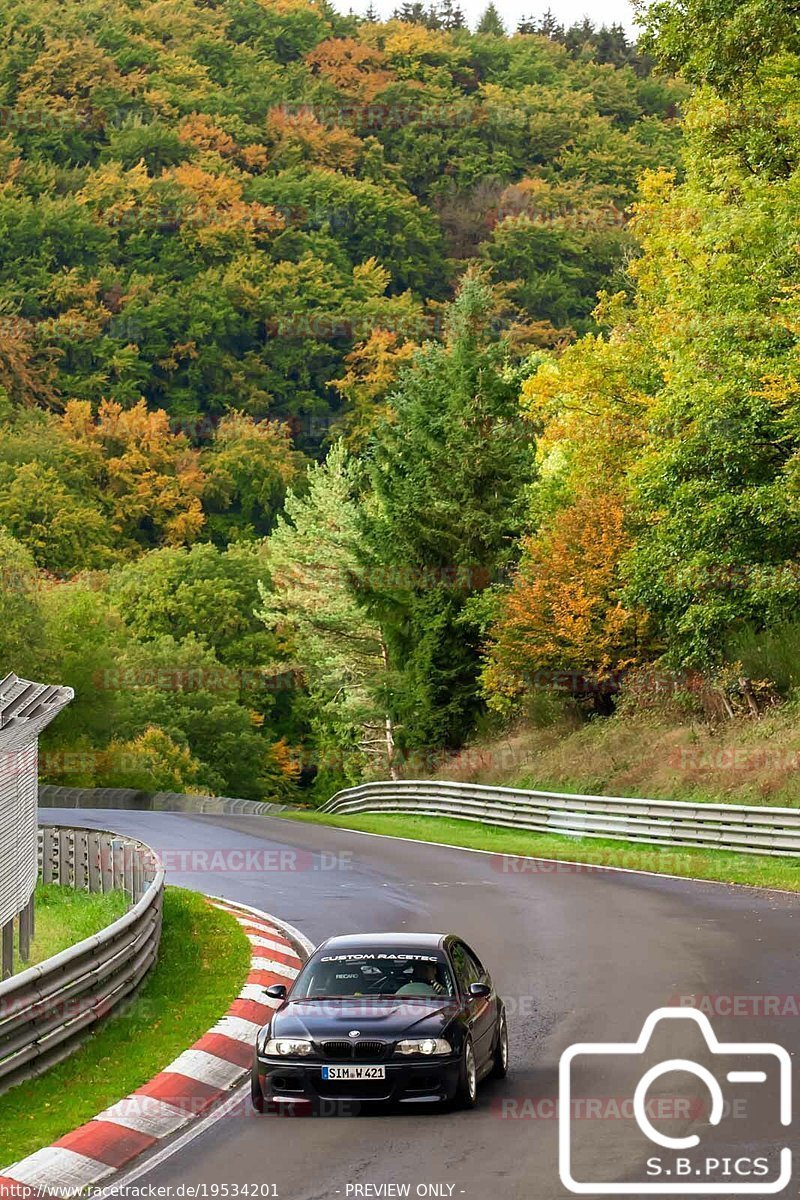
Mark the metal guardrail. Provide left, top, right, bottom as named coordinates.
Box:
left=39, top=784, right=290, bottom=817
left=322, top=780, right=800, bottom=858
left=0, top=826, right=164, bottom=1096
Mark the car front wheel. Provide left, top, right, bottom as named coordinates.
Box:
left=251, top=1068, right=265, bottom=1113
left=490, top=1011, right=509, bottom=1079
left=453, top=1038, right=478, bottom=1109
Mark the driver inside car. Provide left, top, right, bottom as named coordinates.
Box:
left=395, top=960, right=446, bottom=996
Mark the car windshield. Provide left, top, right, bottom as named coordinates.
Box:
left=291, top=948, right=456, bottom=1000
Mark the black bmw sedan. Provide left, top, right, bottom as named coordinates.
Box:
left=251, top=932, right=508, bottom=1113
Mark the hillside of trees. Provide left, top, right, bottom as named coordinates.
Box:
left=9, top=0, right=792, bottom=802
left=484, top=0, right=800, bottom=697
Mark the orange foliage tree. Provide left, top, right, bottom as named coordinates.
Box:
left=62, top=398, right=206, bottom=549
left=332, top=328, right=416, bottom=449
left=0, top=318, right=59, bottom=407
left=482, top=489, right=647, bottom=711
left=266, top=107, right=363, bottom=172
left=304, top=38, right=394, bottom=99
left=482, top=330, right=656, bottom=712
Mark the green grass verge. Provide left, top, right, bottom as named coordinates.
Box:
left=0, top=887, right=250, bottom=1165
left=285, top=809, right=800, bottom=891
left=12, top=885, right=129, bottom=975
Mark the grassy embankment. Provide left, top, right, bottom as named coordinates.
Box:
left=286, top=808, right=800, bottom=891
left=0, top=888, right=250, bottom=1165
left=10, top=884, right=128, bottom=976
left=427, top=707, right=800, bottom=808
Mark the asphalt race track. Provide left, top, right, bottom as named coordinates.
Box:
left=40, top=808, right=800, bottom=1200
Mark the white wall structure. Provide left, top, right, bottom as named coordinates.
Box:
left=0, top=673, right=73, bottom=975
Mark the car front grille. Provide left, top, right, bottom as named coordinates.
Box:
left=319, top=1039, right=388, bottom=1060
left=354, top=1040, right=386, bottom=1060
left=320, top=1040, right=353, bottom=1059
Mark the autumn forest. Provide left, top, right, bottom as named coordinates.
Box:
left=0, top=0, right=796, bottom=802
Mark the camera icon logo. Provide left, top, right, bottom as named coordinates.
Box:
left=559, top=1007, right=792, bottom=1194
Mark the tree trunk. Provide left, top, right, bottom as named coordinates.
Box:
left=739, top=676, right=760, bottom=719
left=381, top=640, right=399, bottom=780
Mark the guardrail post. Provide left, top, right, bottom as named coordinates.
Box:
left=1, top=920, right=13, bottom=980
left=74, top=830, right=88, bottom=891
left=133, top=848, right=144, bottom=903
left=112, top=838, right=124, bottom=891
left=88, top=832, right=102, bottom=893
left=100, top=835, right=113, bottom=893
left=58, top=829, right=73, bottom=887
left=41, top=827, right=56, bottom=884
left=18, top=897, right=32, bottom=963
left=123, top=843, right=134, bottom=901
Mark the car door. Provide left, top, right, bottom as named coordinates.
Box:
left=450, top=939, right=496, bottom=1072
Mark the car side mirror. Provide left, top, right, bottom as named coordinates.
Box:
left=469, top=982, right=492, bottom=998
left=264, top=983, right=287, bottom=1000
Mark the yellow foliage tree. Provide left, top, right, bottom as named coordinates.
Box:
left=177, top=113, right=238, bottom=157
left=483, top=328, right=655, bottom=712
left=332, top=329, right=415, bottom=449
left=62, top=398, right=206, bottom=548
left=305, top=38, right=394, bottom=98
left=266, top=107, right=363, bottom=171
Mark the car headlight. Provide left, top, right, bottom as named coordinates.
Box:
left=394, top=1038, right=452, bottom=1056
left=262, top=1038, right=314, bottom=1057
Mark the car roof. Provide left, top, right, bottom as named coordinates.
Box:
left=314, top=932, right=451, bottom=953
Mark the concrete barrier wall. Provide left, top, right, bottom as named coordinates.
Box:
left=39, top=784, right=290, bottom=817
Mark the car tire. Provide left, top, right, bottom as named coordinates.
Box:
left=490, top=1010, right=509, bottom=1079
left=453, top=1038, right=478, bottom=1109
left=251, top=1069, right=265, bottom=1113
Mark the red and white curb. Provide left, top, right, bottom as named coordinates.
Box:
left=0, top=898, right=313, bottom=1197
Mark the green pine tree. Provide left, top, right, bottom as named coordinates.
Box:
left=477, top=2, right=506, bottom=35
left=257, top=443, right=398, bottom=783
left=358, top=273, right=534, bottom=754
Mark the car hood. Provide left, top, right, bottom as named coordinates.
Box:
left=268, top=997, right=459, bottom=1040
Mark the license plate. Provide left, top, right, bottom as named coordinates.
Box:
left=321, top=1065, right=386, bottom=1080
